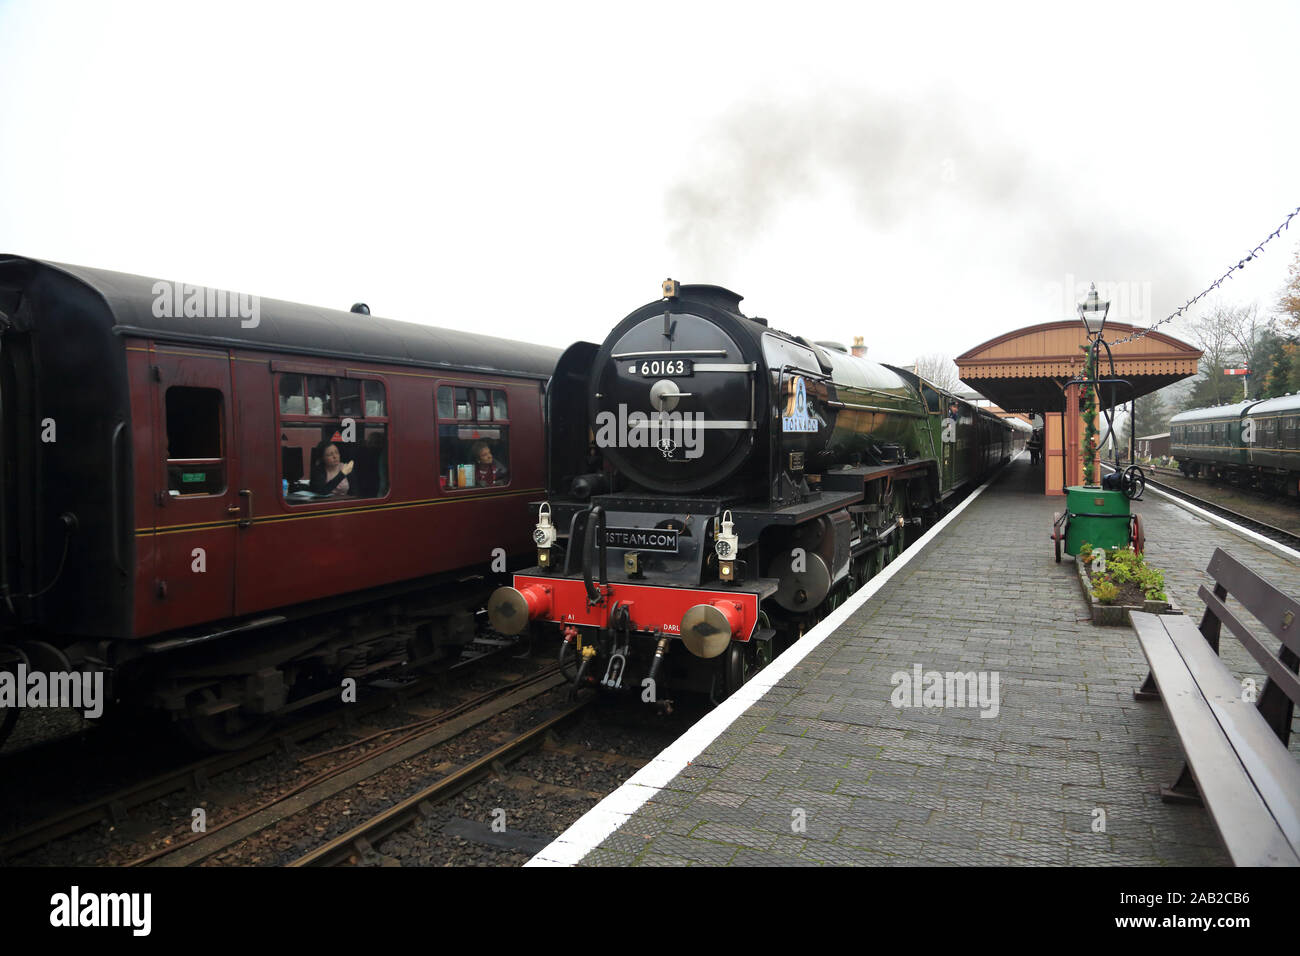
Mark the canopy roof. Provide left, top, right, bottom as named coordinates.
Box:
left=955, top=320, right=1201, bottom=412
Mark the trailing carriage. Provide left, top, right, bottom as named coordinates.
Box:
left=0, top=256, right=558, bottom=748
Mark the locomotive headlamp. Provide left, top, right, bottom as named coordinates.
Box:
left=533, top=502, right=557, bottom=568
left=1078, top=282, right=1110, bottom=338
left=715, top=510, right=738, bottom=581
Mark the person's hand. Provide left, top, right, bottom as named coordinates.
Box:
left=341, top=461, right=355, bottom=475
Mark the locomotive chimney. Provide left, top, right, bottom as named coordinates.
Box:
left=851, top=335, right=866, bottom=359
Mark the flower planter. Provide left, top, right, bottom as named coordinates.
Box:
left=1074, top=557, right=1181, bottom=626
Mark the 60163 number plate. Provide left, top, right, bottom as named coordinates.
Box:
left=631, top=358, right=693, bottom=377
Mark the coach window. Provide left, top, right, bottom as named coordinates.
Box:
left=437, top=385, right=510, bottom=490
left=165, top=386, right=225, bottom=496
left=278, top=374, right=390, bottom=502
left=306, top=376, right=332, bottom=416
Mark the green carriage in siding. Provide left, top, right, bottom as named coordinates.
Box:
left=1170, top=395, right=1300, bottom=495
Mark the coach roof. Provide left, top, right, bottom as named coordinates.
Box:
left=0, top=256, right=559, bottom=380
left=1169, top=400, right=1264, bottom=425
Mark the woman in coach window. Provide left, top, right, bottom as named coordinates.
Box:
left=311, top=442, right=355, bottom=497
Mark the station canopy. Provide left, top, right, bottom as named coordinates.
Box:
left=955, top=321, right=1202, bottom=412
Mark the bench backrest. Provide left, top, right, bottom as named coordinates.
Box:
left=1200, top=548, right=1300, bottom=744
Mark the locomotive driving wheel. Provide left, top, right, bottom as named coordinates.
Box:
left=722, top=616, right=775, bottom=698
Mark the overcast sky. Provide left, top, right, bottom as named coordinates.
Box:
left=1, top=1, right=1296, bottom=371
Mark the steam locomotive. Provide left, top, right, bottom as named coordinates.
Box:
left=0, top=256, right=558, bottom=749
left=489, top=281, right=1017, bottom=702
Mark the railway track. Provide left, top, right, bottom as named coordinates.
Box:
left=1104, top=464, right=1300, bottom=552
left=0, top=637, right=546, bottom=863
left=289, top=699, right=595, bottom=866
left=1149, top=464, right=1299, bottom=505
left=121, top=665, right=568, bottom=867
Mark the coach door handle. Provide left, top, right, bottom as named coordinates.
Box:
left=238, top=489, right=254, bottom=528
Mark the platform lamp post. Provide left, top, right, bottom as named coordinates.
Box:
left=1078, top=283, right=1110, bottom=486
left=1052, top=283, right=1143, bottom=561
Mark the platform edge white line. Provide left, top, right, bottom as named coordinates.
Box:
left=1100, top=465, right=1300, bottom=564
left=1144, top=484, right=1300, bottom=564
left=525, top=455, right=1016, bottom=867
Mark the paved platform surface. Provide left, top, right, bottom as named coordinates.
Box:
left=572, top=458, right=1300, bottom=866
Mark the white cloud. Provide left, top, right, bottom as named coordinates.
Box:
left=1, top=0, right=1296, bottom=367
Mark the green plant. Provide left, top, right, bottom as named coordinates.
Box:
left=1085, top=547, right=1168, bottom=603
left=1092, top=579, right=1118, bottom=604
left=1138, top=565, right=1166, bottom=601
left=1107, top=547, right=1140, bottom=584
left=1081, top=345, right=1098, bottom=485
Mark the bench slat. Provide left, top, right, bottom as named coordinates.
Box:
left=1163, top=615, right=1300, bottom=855
left=1197, top=584, right=1300, bottom=707
left=1206, top=549, right=1300, bottom=657
left=1131, top=612, right=1300, bottom=866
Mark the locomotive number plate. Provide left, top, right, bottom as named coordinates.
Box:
left=631, top=359, right=693, bottom=377
left=604, top=527, right=680, bottom=553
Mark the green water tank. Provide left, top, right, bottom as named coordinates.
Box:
left=1063, top=486, right=1131, bottom=556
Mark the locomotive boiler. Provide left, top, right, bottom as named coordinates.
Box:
left=489, top=280, right=1011, bottom=703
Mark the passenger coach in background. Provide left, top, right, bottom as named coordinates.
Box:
left=1170, top=394, right=1300, bottom=496
left=489, top=280, right=1013, bottom=705
left=0, top=256, right=558, bottom=749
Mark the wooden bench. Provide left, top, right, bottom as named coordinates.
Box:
left=1130, top=547, right=1300, bottom=866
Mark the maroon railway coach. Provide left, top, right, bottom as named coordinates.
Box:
left=0, top=256, right=558, bottom=747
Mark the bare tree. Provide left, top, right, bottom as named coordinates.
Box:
left=912, top=353, right=962, bottom=392
left=1218, top=302, right=1271, bottom=398
left=1176, top=304, right=1249, bottom=406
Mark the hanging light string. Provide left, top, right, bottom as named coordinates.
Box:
left=1109, top=203, right=1300, bottom=346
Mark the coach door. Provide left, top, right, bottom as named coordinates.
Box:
left=148, top=346, right=238, bottom=629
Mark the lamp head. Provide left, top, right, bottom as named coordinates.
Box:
left=1078, top=282, right=1110, bottom=337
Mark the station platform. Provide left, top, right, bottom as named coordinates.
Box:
left=531, top=456, right=1300, bottom=866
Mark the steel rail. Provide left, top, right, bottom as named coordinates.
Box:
left=127, top=666, right=566, bottom=867
left=0, top=639, right=525, bottom=861
left=288, top=699, right=590, bottom=867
